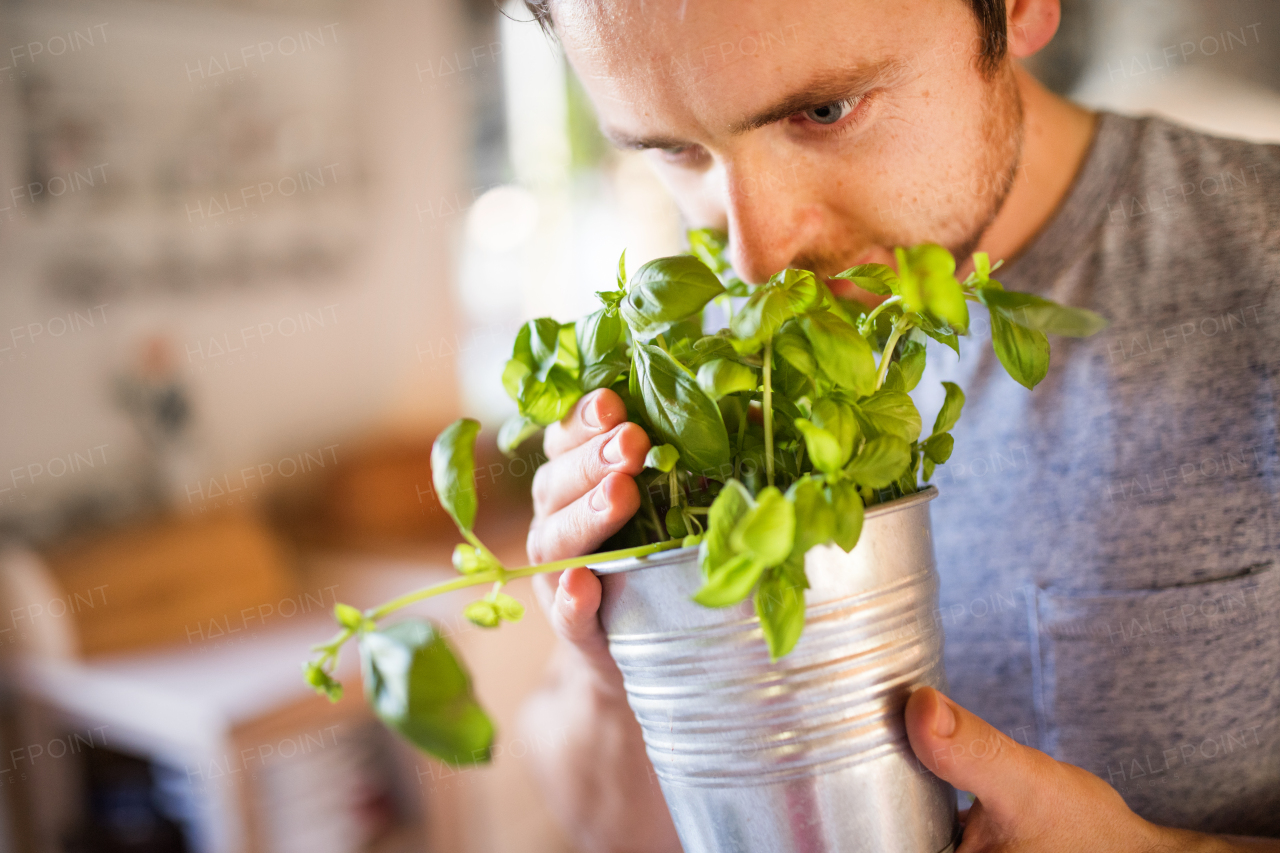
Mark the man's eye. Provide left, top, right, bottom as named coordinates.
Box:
left=803, top=97, right=860, bottom=125
left=655, top=144, right=708, bottom=166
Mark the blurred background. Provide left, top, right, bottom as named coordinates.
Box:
left=0, top=0, right=1276, bottom=851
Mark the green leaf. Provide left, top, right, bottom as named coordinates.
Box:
left=359, top=620, right=495, bottom=765
left=334, top=603, right=366, bottom=631
left=730, top=486, right=795, bottom=566
left=464, top=600, right=500, bottom=628
left=832, top=263, right=898, bottom=296
left=845, top=435, right=912, bottom=488
left=621, top=256, right=725, bottom=338
left=881, top=362, right=906, bottom=392
left=828, top=480, right=864, bottom=552
left=502, top=324, right=535, bottom=402
left=973, top=251, right=991, bottom=281
left=755, top=564, right=807, bottom=660
left=493, top=592, right=525, bottom=622
left=693, top=553, right=766, bottom=608
left=731, top=284, right=794, bottom=354
left=897, top=339, right=926, bottom=391
left=687, top=228, right=732, bottom=275
left=303, top=662, right=343, bottom=702
left=699, top=480, right=754, bottom=578
left=794, top=418, right=844, bottom=474
left=665, top=505, right=689, bottom=538
left=922, top=456, right=936, bottom=481
left=675, top=334, right=736, bottom=370
left=617, top=249, right=627, bottom=289
left=773, top=328, right=817, bottom=377
left=431, top=419, right=482, bottom=533
left=989, top=309, right=1050, bottom=389
left=858, top=390, right=922, bottom=443
left=897, top=244, right=969, bottom=332
left=497, top=414, right=540, bottom=456
left=644, top=444, right=680, bottom=472
left=923, top=433, right=954, bottom=464
left=810, top=397, right=859, bottom=463
left=516, top=367, right=583, bottom=426
left=597, top=287, right=625, bottom=315
left=979, top=288, right=1108, bottom=338
left=799, top=310, right=877, bottom=396
left=528, top=318, right=564, bottom=381
left=633, top=344, right=731, bottom=476
left=576, top=308, right=628, bottom=392
left=786, top=475, right=836, bottom=555
left=772, top=268, right=821, bottom=314
left=915, top=313, right=960, bottom=355
left=451, top=543, right=498, bottom=575
left=696, top=358, right=758, bottom=400
left=931, top=381, right=965, bottom=436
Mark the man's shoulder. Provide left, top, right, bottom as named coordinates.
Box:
left=1111, top=111, right=1279, bottom=221
left=1091, top=112, right=1278, bottom=257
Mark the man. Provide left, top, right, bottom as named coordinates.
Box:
left=516, top=0, right=1280, bottom=850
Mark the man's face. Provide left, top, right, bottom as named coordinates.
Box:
left=555, top=0, right=1023, bottom=284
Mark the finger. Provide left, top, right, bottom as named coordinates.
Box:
left=532, top=422, right=650, bottom=515
left=551, top=567, right=610, bottom=654
left=526, top=471, right=641, bottom=564
left=904, top=686, right=1049, bottom=828
left=544, top=389, right=629, bottom=458
left=531, top=563, right=623, bottom=692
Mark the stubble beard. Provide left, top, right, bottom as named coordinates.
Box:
left=948, top=65, right=1025, bottom=261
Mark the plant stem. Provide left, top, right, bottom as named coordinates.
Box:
left=763, top=338, right=775, bottom=487
left=640, top=482, right=667, bottom=542
left=366, top=537, right=696, bottom=621
left=875, top=317, right=910, bottom=390
left=862, top=295, right=902, bottom=328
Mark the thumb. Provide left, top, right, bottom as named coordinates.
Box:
left=904, top=687, right=1050, bottom=828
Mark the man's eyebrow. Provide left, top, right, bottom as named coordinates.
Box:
left=601, top=59, right=909, bottom=150
left=728, top=60, right=907, bottom=134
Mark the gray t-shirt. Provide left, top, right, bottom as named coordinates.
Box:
left=922, top=111, right=1279, bottom=835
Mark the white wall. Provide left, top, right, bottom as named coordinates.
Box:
left=0, top=0, right=469, bottom=529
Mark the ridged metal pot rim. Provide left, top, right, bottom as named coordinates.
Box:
left=591, top=485, right=939, bottom=576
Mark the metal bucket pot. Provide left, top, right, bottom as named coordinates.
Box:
left=593, top=486, right=958, bottom=853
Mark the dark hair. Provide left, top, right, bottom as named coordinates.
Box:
left=521, top=0, right=1009, bottom=74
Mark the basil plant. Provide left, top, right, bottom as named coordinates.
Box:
left=303, top=231, right=1106, bottom=765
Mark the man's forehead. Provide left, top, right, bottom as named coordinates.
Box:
left=554, top=0, right=926, bottom=144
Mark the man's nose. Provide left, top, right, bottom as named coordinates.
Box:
left=722, top=160, right=816, bottom=285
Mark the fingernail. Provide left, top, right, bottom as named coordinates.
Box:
left=582, top=395, right=601, bottom=429
left=934, top=694, right=957, bottom=738
left=589, top=484, right=610, bottom=513
left=602, top=432, right=624, bottom=464
left=558, top=573, right=576, bottom=606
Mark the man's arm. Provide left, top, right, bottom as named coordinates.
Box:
left=518, top=390, right=683, bottom=853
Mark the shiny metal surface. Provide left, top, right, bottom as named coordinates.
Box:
left=595, top=487, right=959, bottom=853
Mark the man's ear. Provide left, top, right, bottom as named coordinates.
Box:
left=1006, top=0, right=1060, bottom=58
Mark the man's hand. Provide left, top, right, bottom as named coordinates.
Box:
left=526, top=388, right=650, bottom=564
left=905, top=687, right=1280, bottom=853
left=520, top=390, right=683, bottom=853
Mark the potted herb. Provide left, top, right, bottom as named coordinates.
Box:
left=303, top=233, right=1105, bottom=851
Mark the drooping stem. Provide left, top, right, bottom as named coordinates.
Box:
left=862, top=295, right=902, bottom=329
left=763, top=338, right=775, bottom=487
left=875, top=317, right=910, bottom=390
left=366, top=536, right=695, bottom=622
